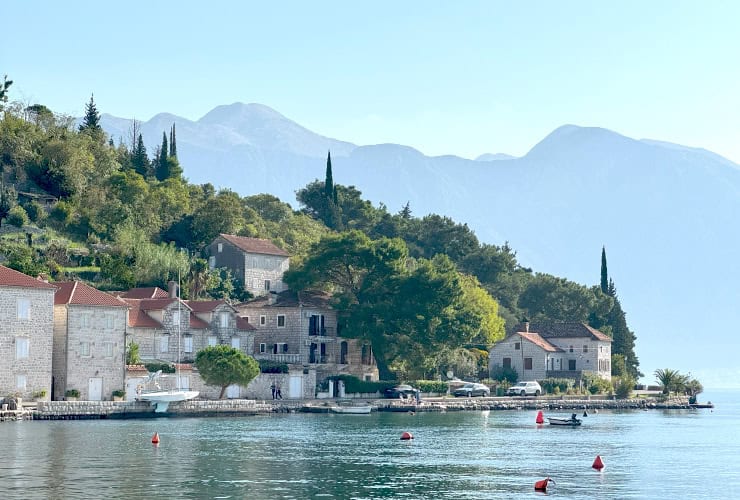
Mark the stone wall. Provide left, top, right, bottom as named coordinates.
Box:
left=0, top=286, right=55, bottom=400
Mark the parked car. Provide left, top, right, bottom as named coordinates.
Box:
left=384, top=384, right=420, bottom=399
left=453, top=383, right=490, bottom=397
left=507, top=381, right=542, bottom=396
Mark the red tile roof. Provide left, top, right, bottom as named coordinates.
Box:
left=185, top=299, right=229, bottom=313
left=517, top=332, right=563, bottom=352
left=219, top=234, right=289, bottom=257
left=236, top=316, right=256, bottom=331
left=138, top=298, right=192, bottom=311
left=54, top=281, right=128, bottom=307
left=118, top=287, right=169, bottom=299
left=122, top=299, right=163, bottom=328
left=189, top=312, right=210, bottom=329
left=0, top=265, right=56, bottom=289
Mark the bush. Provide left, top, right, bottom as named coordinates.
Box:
left=112, top=389, right=126, bottom=398
left=490, top=365, right=518, bottom=384
left=32, top=389, right=47, bottom=399
left=23, top=201, right=45, bottom=223
left=7, top=205, right=29, bottom=227
left=613, top=375, right=636, bottom=399
left=144, top=362, right=176, bottom=374
left=259, top=360, right=289, bottom=373
left=65, top=389, right=80, bottom=398
left=413, top=380, right=449, bottom=393
left=582, top=373, right=612, bottom=395
left=540, top=378, right=574, bottom=395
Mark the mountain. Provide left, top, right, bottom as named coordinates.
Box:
left=100, top=106, right=740, bottom=385
left=476, top=153, right=517, bottom=161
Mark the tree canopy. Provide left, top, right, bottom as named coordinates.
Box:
left=195, top=345, right=260, bottom=399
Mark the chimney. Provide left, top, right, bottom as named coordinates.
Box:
left=167, top=281, right=179, bottom=298
left=525, top=321, right=530, bottom=333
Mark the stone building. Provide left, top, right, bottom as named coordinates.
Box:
left=52, top=281, right=128, bottom=401
left=488, top=322, right=612, bottom=382
left=235, top=290, right=379, bottom=394
left=206, top=234, right=289, bottom=296
left=0, top=265, right=56, bottom=401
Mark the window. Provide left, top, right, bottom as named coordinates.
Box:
left=17, top=299, right=30, bottom=320
left=16, top=337, right=29, bottom=359
left=259, top=343, right=266, bottom=353
left=231, top=337, right=240, bottom=349
left=104, top=342, right=114, bottom=358
left=172, top=310, right=181, bottom=326
left=217, top=243, right=223, bottom=253
left=583, top=345, right=588, bottom=353
left=243, top=316, right=249, bottom=324
left=524, top=357, right=533, bottom=370
left=569, top=345, right=574, bottom=353
left=80, top=314, right=90, bottom=328
left=105, top=315, right=114, bottom=330
left=283, top=343, right=289, bottom=353
left=273, top=342, right=287, bottom=354
left=160, top=336, right=169, bottom=353
left=277, top=315, right=285, bottom=328
left=568, top=359, right=576, bottom=370
left=16, top=375, right=27, bottom=390
left=514, top=342, right=520, bottom=350
left=208, top=336, right=217, bottom=347
left=264, top=280, right=271, bottom=291
left=502, top=357, right=512, bottom=369
left=80, top=341, right=90, bottom=357
left=183, top=336, right=193, bottom=353
left=260, top=315, right=266, bottom=326
left=220, top=312, right=229, bottom=328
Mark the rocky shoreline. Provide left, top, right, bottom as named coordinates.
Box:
left=0, top=395, right=705, bottom=422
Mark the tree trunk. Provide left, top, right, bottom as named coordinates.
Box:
left=371, top=339, right=395, bottom=380
left=219, top=386, right=226, bottom=399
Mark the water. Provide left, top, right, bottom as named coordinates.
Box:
left=1, top=390, right=738, bottom=499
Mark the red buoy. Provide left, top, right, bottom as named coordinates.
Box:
left=534, top=477, right=554, bottom=491
left=152, top=432, right=160, bottom=444
left=400, top=431, right=414, bottom=440
left=535, top=410, right=544, bottom=424
left=592, top=455, right=604, bottom=471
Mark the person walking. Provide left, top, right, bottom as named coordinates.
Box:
left=270, top=383, right=276, bottom=400
left=276, top=383, right=283, bottom=400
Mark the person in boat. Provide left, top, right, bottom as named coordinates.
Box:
left=571, top=413, right=578, bottom=422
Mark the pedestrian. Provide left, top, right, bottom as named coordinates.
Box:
left=276, top=383, right=282, bottom=400
left=270, top=383, right=276, bottom=400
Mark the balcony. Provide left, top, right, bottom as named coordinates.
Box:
left=308, top=354, right=335, bottom=365
left=254, top=353, right=303, bottom=364
left=308, top=326, right=335, bottom=337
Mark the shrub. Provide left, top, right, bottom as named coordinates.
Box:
left=613, top=375, right=636, bottom=399
left=112, top=389, right=126, bottom=398
left=413, top=380, right=449, bottom=393
left=259, top=360, right=289, bottom=373
left=144, top=362, right=176, bottom=374
left=540, top=378, right=574, bottom=395
left=7, top=205, right=29, bottom=227
left=490, top=365, right=518, bottom=384
left=32, top=389, right=47, bottom=399
left=23, top=201, right=45, bottom=223
left=65, top=389, right=80, bottom=398
left=582, top=373, right=612, bottom=395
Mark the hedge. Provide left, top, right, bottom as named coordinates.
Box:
left=540, top=378, right=574, bottom=395
left=259, top=360, right=289, bottom=373
left=144, top=362, right=176, bottom=374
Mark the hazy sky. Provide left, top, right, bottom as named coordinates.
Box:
left=3, top=1, right=739, bottom=162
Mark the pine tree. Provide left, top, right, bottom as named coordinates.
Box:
left=169, top=123, right=177, bottom=157
left=324, top=151, right=334, bottom=198
left=0, top=75, right=13, bottom=111
left=79, top=94, right=102, bottom=132
left=400, top=201, right=412, bottom=219
left=155, top=132, right=169, bottom=181
left=600, top=246, right=608, bottom=294
left=131, top=134, right=150, bottom=177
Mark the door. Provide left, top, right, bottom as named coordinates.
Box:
left=340, top=341, right=348, bottom=364
left=88, top=377, right=103, bottom=401
left=226, top=384, right=240, bottom=399
left=288, top=375, right=302, bottom=399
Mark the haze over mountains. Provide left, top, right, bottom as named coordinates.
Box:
left=100, top=103, right=740, bottom=386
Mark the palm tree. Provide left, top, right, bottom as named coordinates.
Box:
left=654, top=368, right=688, bottom=395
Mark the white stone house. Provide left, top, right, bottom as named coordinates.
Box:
left=206, top=234, right=290, bottom=297
left=0, top=265, right=56, bottom=401
left=52, top=281, right=128, bottom=401
left=489, top=322, right=612, bottom=382
left=235, top=290, right=379, bottom=396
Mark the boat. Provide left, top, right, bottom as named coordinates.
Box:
left=137, top=278, right=199, bottom=413
left=330, top=405, right=372, bottom=414
left=547, top=414, right=582, bottom=426
left=689, top=402, right=714, bottom=409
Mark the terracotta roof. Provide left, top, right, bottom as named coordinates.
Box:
left=517, top=322, right=612, bottom=342
left=236, top=316, right=256, bottom=331
left=219, top=234, right=289, bottom=257
left=137, top=298, right=192, bottom=311
left=189, top=312, right=210, bottom=329
left=123, top=299, right=163, bottom=328
left=126, top=364, right=149, bottom=374
left=517, top=332, right=563, bottom=352
left=237, top=290, right=332, bottom=309
left=117, top=287, right=169, bottom=299
left=54, top=281, right=128, bottom=307
left=184, top=299, right=230, bottom=313
left=0, top=265, right=56, bottom=289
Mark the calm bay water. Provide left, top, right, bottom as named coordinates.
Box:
left=1, top=390, right=738, bottom=499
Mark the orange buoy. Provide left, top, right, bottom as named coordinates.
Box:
left=592, top=455, right=604, bottom=471
left=534, top=477, right=554, bottom=491
left=535, top=410, right=544, bottom=424
left=400, top=431, right=414, bottom=440
left=152, top=432, right=160, bottom=444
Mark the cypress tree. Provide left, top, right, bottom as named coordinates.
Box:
left=324, top=151, right=334, bottom=198
left=79, top=94, right=102, bottom=132
left=169, top=123, right=177, bottom=157
left=131, top=134, right=150, bottom=177
left=156, top=132, right=169, bottom=181
left=600, top=246, right=608, bottom=294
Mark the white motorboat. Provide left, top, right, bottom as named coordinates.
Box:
left=330, top=405, right=372, bottom=414
left=547, top=414, right=582, bottom=426
left=139, top=389, right=199, bottom=413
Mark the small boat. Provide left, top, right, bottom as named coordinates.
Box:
left=330, top=405, right=372, bottom=414
left=689, top=402, right=714, bottom=409
left=139, top=389, right=199, bottom=413
left=547, top=414, right=582, bottom=426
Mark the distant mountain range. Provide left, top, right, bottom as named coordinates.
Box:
left=99, top=103, right=740, bottom=386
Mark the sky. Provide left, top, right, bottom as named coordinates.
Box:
left=3, top=1, right=740, bottom=163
